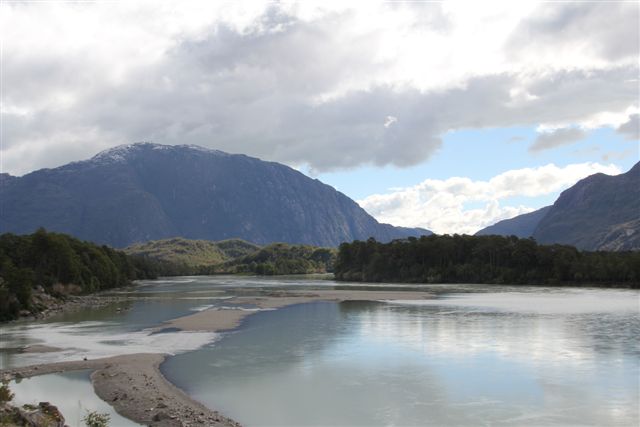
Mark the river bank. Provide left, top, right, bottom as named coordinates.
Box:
left=2, top=354, right=239, bottom=427
left=12, top=288, right=132, bottom=324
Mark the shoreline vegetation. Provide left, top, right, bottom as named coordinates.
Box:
left=0, top=229, right=159, bottom=321
left=2, top=230, right=639, bottom=321
left=334, top=235, right=640, bottom=288
left=0, top=289, right=433, bottom=426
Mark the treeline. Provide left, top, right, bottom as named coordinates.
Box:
left=226, top=243, right=336, bottom=275
left=334, top=235, right=640, bottom=287
left=0, top=229, right=161, bottom=320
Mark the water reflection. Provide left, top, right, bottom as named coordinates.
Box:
left=1, top=276, right=638, bottom=426
left=11, top=370, right=139, bottom=426
left=164, top=294, right=639, bottom=426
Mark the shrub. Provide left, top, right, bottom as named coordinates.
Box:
left=83, top=410, right=110, bottom=427
left=0, top=382, right=14, bottom=404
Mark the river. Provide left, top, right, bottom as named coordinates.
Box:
left=1, top=276, right=638, bottom=426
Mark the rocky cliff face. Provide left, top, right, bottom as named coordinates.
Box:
left=0, top=143, right=430, bottom=247
left=532, top=162, right=640, bottom=250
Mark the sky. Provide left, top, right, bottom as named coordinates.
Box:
left=1, top=1, right=638, bottom=234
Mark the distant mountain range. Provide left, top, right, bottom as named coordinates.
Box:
left=476, top=162, right=640, bottom=251
left=0, top=143, right=430, bottom=247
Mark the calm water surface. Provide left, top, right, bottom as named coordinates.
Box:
left=1, top=276, right=638, bottom=426
left=10, top=370, right=139, bottom=426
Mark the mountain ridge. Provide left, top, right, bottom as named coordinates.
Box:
left=475, top=206, right=552, bottom=238
left=476, top=162, right=639, bottom=251
left=532, top=161, right=639, bottom=250
left=0, top=143, right=431, bottom=248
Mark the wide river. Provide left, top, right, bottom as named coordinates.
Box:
left=1, top=276, right=639, bottom=426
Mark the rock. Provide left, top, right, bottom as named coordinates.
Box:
left=156, top=402, right=168, bottom=408
left=152, top=410, right=171, bottom=421
left=13, top=402, right=66, bottom=427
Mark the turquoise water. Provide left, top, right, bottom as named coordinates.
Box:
left=1, top=277, right=639, bottom=426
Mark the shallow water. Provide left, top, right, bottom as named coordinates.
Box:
left=1, top=276, right=639, bottom=426
left=10, top=370, right=139, bottom=426
left=163, top=285, right=640, bottom=426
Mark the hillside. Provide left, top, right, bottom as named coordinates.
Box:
left=0, top=143, right=431, bottom=248
left=225, top=243, right=336, bottom=275
left=476, top=206, right=552, bottom=238
left=125, top=238, right=260, bottom=267
left=126, top=237, right=335, bottom=276
left=533, top=162, right=640, bottom=250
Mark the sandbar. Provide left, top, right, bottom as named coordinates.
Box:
left=162, top=289, right=433, bottom=332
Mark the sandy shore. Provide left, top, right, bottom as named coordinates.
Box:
left=1, top=288, right=434, bottom=426
left=163, top=289, right=434, bottom=332
left=1, top=353, right=239, bottom=427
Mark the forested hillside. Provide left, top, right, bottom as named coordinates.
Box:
left=0, top=229, right=159, bottom=320
left=335, top=235, right=640, bottom=287
left=125, top=238, right=260, bottom=267
left=224, top=243, right=336, bottom=275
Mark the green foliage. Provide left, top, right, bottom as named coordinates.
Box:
left=0, top=382, right=14, bottom=404
left=83, top=410, right=110, bottom=427
left=226, top=243, right=337, bottom=275
left=125, top=238, right=335, bottom=276
left=125, top=237, right=260, bottom=268
left=335, top=235, right=640, bottom=287
left=0, top=229, right=160, bottom=321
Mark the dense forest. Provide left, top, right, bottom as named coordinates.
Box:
left=335, top=235, right=640, bottom=287
left=0, top=229, right=161, bottom=320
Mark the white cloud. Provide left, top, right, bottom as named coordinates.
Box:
left=383, top=116, right=398, bottom=128
left=358, top=162, right=622, bottom=235
left=1, top=2, right=638, bottom=175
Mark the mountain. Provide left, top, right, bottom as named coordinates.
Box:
left=475, top=206, right=552, bottom=238
left=532, top=162, right=640, bottom=250
left=0, top=143, right=431, bottom=247
left=477, top=162, right=640, bottom=250
left=0, top=173, right=16, bottom=188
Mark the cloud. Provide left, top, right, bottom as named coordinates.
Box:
left=506, top=2, right=639, bottom=63
left=384, top=116, right=398, bottom=128
left=617, top=114, right=640, bottom=140
left=1, top=2, right=638, bottom=175
left=529, top=127, right=587, bottom=152
left=358, top=162, right=621, bottom=235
